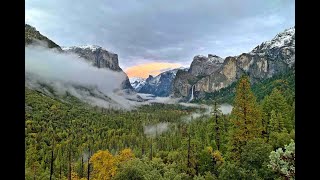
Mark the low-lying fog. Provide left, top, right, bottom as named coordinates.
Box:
left=25, top=44, right=233, bottom=117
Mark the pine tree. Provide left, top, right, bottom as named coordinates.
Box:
left=291, top=100, right=295, bottom=130
left=268, top=110, right=278, bottom=133
left=261, top=95, right=270, bottom=133
left=227, top=75, right=262, bottom=162
left=26, top=146, right=40, bottom=180
left=55, top=145, right=63, bottom=180
left=212, top=101, right=222, bottom=150
left=87, top=144, right=91, bottom=180
left=262, top=88, right=292, bottom=133
left=49, top=138, right=55, bottom=180
left=268, top=110, right=287, bottom=134
left=277, top=113, right=285, bottom=132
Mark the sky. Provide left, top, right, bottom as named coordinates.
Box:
left=26, top=0, right=295, bottom=78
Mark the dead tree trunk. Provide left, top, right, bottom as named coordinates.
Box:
left=150, top=138, right=153, bottom=160
left=80, top=155, right=84, bottom=177
left=68, top=145, right=71, bottom=180
left=187, top=132, right=191, bottom=169
left=50, top=139, right=54, bottom=180
left=87, top=146, right=91, bottom=180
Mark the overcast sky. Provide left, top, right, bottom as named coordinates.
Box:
left=26, top=0, right=294, bottom=75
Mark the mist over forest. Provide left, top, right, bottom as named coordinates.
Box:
left=25, top=1, right=295, bottom=179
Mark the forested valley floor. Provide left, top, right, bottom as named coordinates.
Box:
left=25, top=73, right=295, bottom=180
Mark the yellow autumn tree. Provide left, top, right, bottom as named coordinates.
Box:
left=116, top=148, right=135, bottom=164
left=212, top=150, right=224, bottom=166
left=206, top=146, right=224, bottom=166
left=72, top=172, right=78, bottom=180
left=89, top=148, right=135, bottom=180
left=89, top=150, right=117, bottom=180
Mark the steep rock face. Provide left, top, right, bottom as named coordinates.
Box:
left=25, top=24, right=133, bottom=90
left=25, top=24, right=62, bottom=51
left=208, top=54, right=225, bottom=63
left=191, top=57, right=237, bottom=96
left=138, top=68, right=188, bottom=97
left=62, top=45, right=121, bottom=71
left=172, top=27, right=295, bottom=99
left=188, top=54, right=223, bottom=76
left=63, top=45, right=133, bottom=90
left=122, top=77, right=134, bottom=90
left=251, top=26, right=295, bottom=71
left=222, top=57, right=238, bottom=81
left=172, top=69, right=197, bottom=97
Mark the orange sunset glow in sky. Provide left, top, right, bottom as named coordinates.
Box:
left=125, top=62, right=182, bottom=78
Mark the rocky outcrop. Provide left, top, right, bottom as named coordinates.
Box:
left=62, top=45, right=121, bottom=71
left=62, top=45, right=133, bottom=90
left=172, top=69, right=198, bottom=97
left=188, top=55, right=223, bottom=76
left=25, top=24, right=133, bottom=90
left=172, top=27, right=295, bottom=100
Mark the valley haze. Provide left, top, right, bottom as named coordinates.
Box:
left=25, top=1, right=295, bottom=179
left=25, top=43, right=232, bottom=114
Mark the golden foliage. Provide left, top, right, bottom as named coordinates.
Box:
left=205, top=146, right=224, bottom=166
left=205, top=146, right=213, bottom=154
left=212, top=150, right=224, bottom=165
left=89, top=148, right=135, bottom=180
left=89, top=150, right=117, bottom=180
left=116, top=148, right=135, bottom=164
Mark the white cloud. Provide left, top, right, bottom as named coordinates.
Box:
left=144, top=122, right=170, bottom=138
left=25, top=0, right=295, bottom=68
left=25, top=45, right=136, bottom=109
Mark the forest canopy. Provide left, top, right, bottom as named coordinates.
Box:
left=25, top=72, right=295, bottom=180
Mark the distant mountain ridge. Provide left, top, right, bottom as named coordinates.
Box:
left=172, top=27, right=295, bottom=100
left=129, top=77, right=146, bottom=92
left=130, top=67, right=188, bottom=97
left=25, top=24, right=295, bottom=101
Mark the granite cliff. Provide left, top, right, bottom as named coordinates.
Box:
left=172, top=27, right=295, bottom=100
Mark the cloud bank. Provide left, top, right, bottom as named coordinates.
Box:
left=179, top=103, right=233, bottom=123
left=25, top=44, right=233, bottom=114
left=25, top=45, right=137, bottom=109
left=26, top=0, right=295, bottom=69
left=25, top=45, right=187, bottom=110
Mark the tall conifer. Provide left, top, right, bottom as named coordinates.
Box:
left=227, top=75, right=262, bottom=162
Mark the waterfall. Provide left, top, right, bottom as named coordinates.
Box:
left=189, top=85, right=195, bottom=102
